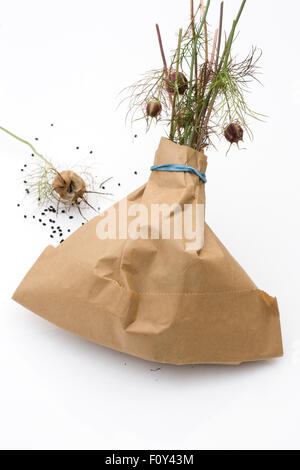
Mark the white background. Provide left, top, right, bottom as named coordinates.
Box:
left=0, top=0, right=299, bottom=450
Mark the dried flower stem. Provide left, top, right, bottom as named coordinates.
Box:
left=223, top=0, right=247, bottom=69
left=183, top=1, right=202, bottom=40
left=200, top=0, right=205, bottom=15
left=204, top=22, right=208, bottom=63
left=170, top=28, right=183, bottom=140
left=0, top=125, right=55, bottom=170
left=215, top=1, right=224, bottom=70
left=190, top=0, right=198, bottom=93
left=210, top=29, right=219, bottom=70
left=155, top=24, right=168, bottom=73
left=183, top=0, right=211, bottom=145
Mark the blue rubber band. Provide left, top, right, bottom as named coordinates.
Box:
left=151, top=164, right=207, bottom=183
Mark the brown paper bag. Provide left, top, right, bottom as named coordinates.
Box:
left=13, top=138, right=283, bottom=364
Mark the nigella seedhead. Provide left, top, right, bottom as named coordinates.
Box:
left=146, top=99, right=162, bottom=118
left=165, top=71, right=188, bottom=95
left=52, top=171, right=86, bottom=203
left=224, top=122, right=244, bottom=144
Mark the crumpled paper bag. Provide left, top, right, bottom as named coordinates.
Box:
left=13, top=137, right=283, bottom=364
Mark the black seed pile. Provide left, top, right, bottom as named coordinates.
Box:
left=16, top=122, right=125, bottom=246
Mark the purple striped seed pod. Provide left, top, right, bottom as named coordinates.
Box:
left=165, top=71, right=188, bottom=95
left=224, top=122, right=244, bottom=144
left=146, top=99, right=162, bottom=118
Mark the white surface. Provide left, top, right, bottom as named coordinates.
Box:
left=0, top=0, right=299, bottom=450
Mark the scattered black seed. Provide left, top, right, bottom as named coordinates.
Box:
left=61, top=210, right=65, bottom=214
left=118, top=183, right=121, bottom=186
left=90, top=150, right=93, bottom=154
left=69, top=216, right=74, bottom=219
left=43, top=223, right=46, bottom=226
left=51, top=124, right=54, bottom=127
left=60, top=240, right=64, bottom=244
left=134, top=171, right=137, bottom=175
left=38, top=198, right=41, bottom=201
left=24, top=215, right=27, bottom=218
left=31, top=153, right=34, bottom=157
left=59, top=233, right=63, bottom=237
left=76, top=146, right=79, bottom=150
left=82, top=223, right=84, bottom=226
left=35, top=137, right=39, bottom=141
left=33, top=216, right=35, bottom=219
left=26, top=189, right=30, bottom=194
left=21, top=169, right=24, bottom=172
left=51, top=226, right=54, bottom=229
left=24, top=181, right=27, bottom=184
left=24, top=165, right=27, bottom=168
left=53, top=231, right=56, bottom=234
left=50, top=235, right=54, bottom=239
left=41, top=212, right=45, bottom=216
left=17, top=204, right=20, bottom=207
left=102, top=186, right=105, bottom=190
left=39, top=219, right=42, bottom=222
left=57, top=226, right=61, bottom=229
left=67, top=229, right=71, bottom=233
left=134, top=134, right=138, bottom=138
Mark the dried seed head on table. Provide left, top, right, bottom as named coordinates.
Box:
left=0, top=125, right=112, bottom=224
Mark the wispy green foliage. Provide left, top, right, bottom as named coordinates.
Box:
left=122, top=0, right=262, bottom=152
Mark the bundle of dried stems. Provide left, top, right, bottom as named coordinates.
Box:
left=122, top=0, right=263, bottom=152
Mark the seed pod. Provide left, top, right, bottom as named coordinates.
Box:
left=52, top=170, right=86, bottom=203
left=165, top=71, right=188, bottom=95
left=224, top=122, right=244, bottom=144
left=146, top=99, right=162, bottom=118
